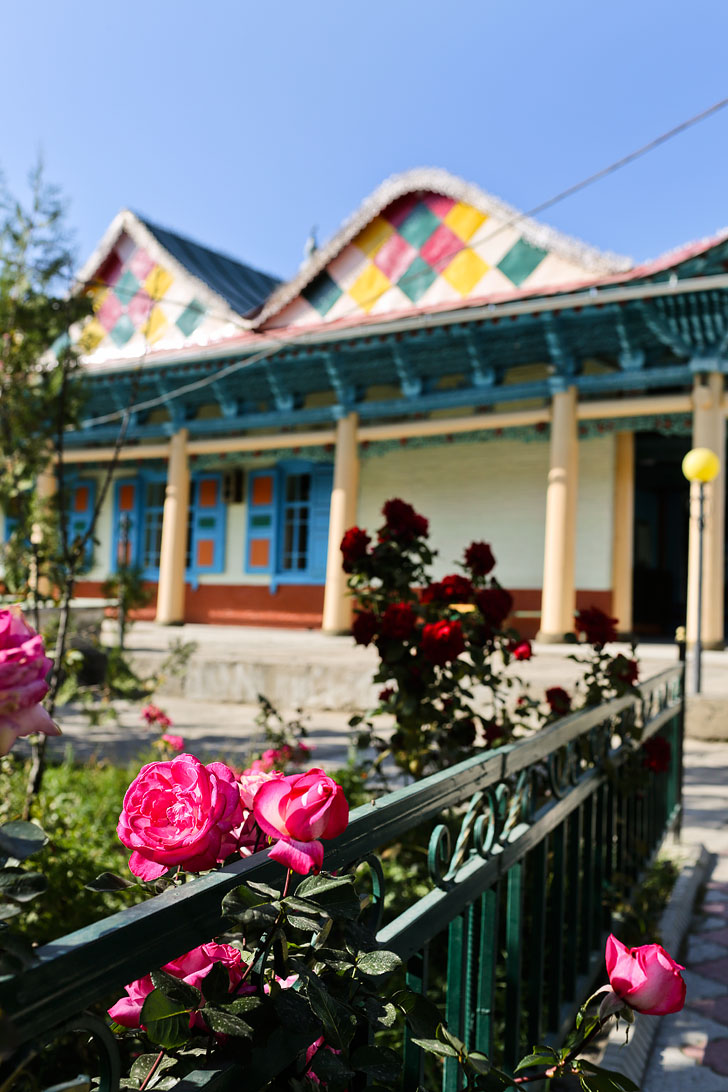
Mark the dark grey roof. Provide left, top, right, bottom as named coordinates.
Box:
left=137, top=214, right=281, bottom=317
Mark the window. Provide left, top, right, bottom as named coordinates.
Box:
left=246, top=462, right=333, bottom=583
left=142, top=481, right=166, bottom=571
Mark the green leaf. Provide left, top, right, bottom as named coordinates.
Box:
left=306, top=978, right=356, bottom=1050
left=85, top=872, right=137, bottom=892
left=150, top=969, right=202, bottom=1010
left=221, top=884, right=273, bottom=918
left=437, top=1024, right=466, bottom=1055
left=140, top=988, right=192, bottom=1049
left=296, top=873, right=356, bottom=900
left=580, top=1062, right=639, bottom=1090
left=0, top=903, right=20, bottom=920
left=129, top=1053, right=178, bottom=1083
left=247, top=880, right=283, bottom=899
left=273, top=988, right=321, bottom=1036
left=410, top=1037, right=458, bottom=1058
left=198, top=959, right=230, bottom=1004
left=227, top=995, right=263, bottom=1015
left=201, top=1006, right=253, bottom=1039
left=394, top=989, right=442, bottom=1039
left=309, top=1049, right=355, bottom=1086
left=514, top=1047, right=559, bottom=1072
left=355, top=948, right=402, bottom=980
left=0, top=868, right=46, bottom=903
left=285, top=912, right=325, bottom=932
left=466, top=1051, right=491, bottom=1075
left=0, top=821, right=48, bottom=860
left=363, top=997, right=398, bottom=1028
left=351, top=1044, right=401, bottom=1083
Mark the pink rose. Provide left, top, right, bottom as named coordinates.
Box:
left=0, top=607, right=59, bottom=756
left=117, top=754, right=243, bottom=880
left=108, top=941, right=247, bottom=1029
left=254, top=767, right=349, bottom=875
left=232, top=769, right=285, bottom=857
left=159, top=733, right=184, bottom=751
left=605, top=934, right=686, bottom=1015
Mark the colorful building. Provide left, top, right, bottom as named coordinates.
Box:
left=32, top=168, right=728, bottom=644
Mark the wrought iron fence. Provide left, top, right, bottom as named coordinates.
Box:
left=0, top=664, right=684, bottom=1091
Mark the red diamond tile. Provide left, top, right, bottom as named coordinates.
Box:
left=374, top=233, right=417, bottom=281
left=129, top=247, right=155, bottom=281
left=420, top=222, right=465, bottom=272
left=128, top=289, right=153, bottom=327
left=382, top=193, right=419, bottom=228
left=423, top=193, right=456, bottom=218
left=96, top=291, right=123, bottom=331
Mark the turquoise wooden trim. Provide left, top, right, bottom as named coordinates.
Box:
left=188, top=472, right=226, bottom=586
left=66, top=477, right=96, bottom=569
left=111, top=477, right=143, bottom=576
left=245, top=467, right=277, bottom=575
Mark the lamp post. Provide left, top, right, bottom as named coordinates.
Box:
left=682, top=446, right=721, bottom=694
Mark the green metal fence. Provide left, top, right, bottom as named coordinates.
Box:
left=0, top=665, right=684, bottom=1091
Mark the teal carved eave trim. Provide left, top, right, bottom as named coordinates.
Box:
left=359, top=422, right=552, bottom=459
left=578, top=413, right=692, bottom=439
left=192, top=445, right=335, bottom=471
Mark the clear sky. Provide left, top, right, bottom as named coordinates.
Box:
left=3, top=1, right=728, bottom=283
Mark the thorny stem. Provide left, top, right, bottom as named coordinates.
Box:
left=511, top=1014, right=613, bottom=1085
left=139, top=1049, right=166, bottom=1092
left=236, top=869, right=294, bottom=990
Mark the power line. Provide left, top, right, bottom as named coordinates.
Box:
left=80, top=94, right=728, bottom=428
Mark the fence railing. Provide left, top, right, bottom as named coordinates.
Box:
left=0, top=664, right=684, bottom=1092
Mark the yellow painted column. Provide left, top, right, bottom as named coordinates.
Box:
left=611, top=431, right=635, bottom=635
left=686, top=373, right=725, bottom=648
left=322, top=412, right=360, bottom=634
left=32, top=465, right=58, bottom=598
left=537, top=386, right=578, bottom=642
left=155, top=428, right=190, bottom=625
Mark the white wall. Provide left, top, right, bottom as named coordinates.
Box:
left=358, top=434, right=615, bottom=590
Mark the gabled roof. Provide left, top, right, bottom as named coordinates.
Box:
left=254, top=167, right=633, bottom=330
left=136, top=214, right=280, bottom=317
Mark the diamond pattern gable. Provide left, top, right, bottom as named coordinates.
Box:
left=270, top=186, right=603, bottom=330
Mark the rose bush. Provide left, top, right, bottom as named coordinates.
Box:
left=0, top=607, right=59, bottom=757
left=605, top=933, right=686, bottom=1015
left=253, top=766, right=349, bottom=874
left=117, top=754, right=243, bottom=880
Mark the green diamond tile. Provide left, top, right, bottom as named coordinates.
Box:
left=497, top=237, right=548, bottom=286
left=398, top=203, right=441, bottom=250
left=177, top=298, right=206, bottom=336
left=114, top=269, right=140, bottom=306
left=303, top=271, right=342, bottom=316
left=397, top=256, right=437, bottom=303
left=109, top=314, right=135, bottom=347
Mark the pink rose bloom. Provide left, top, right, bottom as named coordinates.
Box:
left=254, top=767, right=349, bottom=875
left=160, top=733, right=184, bottom=751
left=117, top=754, right=243, bottom=880
left=108, top=941, right=247, bottom=1029
left=231, top=769, right=285, bottom=857
left=605, top=934, right=686, bottom=1015
left=0, top=607, right=59, bottom=757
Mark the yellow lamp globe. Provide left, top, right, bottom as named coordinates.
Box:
left=682, top=447, right=721, bottom=483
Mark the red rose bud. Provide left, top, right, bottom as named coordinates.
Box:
left=421, top=574, right=474, bottom=604
left=575, top=606, right=619, bottom=646
left=609, top=654, right=639, bottom=686
left=464, top=541, right=496, bottom=577
left=509, top=639, right=532, bottom=661
left=475, top=586, right=513, bottom=627
left=482, top=719, right=504, bottom=746
left=380, top=498, right=429, bottom=543
left=421, top=619, right=465, bottom=666
left=379, top=601, right=417, bottom=640
left=546, top=686, right=571, bottom=716
left=605, top=934, right=686, bottom=1015
left=642, top=736, right=671, bottom=774
left=351, top=610, right=378, bottom=646
left=340, top=526, right=371, bottom=572
left=378, top=687, right=394, bottom=703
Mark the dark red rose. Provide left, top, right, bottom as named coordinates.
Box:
left=576, top=606, right=619, bottom=646
left=464, top=541, right=496, bottom=577
left=546, top=687, right=571, bottom=716
left=351, top=610, right=378, bottom=646
left=340, top=527, right=371, bottom=572
left=379, top=602, right=417, bottom=640
left=379, top=498, right=429, bottom=543
left=642, top=736, right=671, bottom=774
left=509, top=639, right=532, bottom=661
left=609, top=654, right=639, bottom=686
left=421, top=574, right=474, bottom=605
left=378, top=687, right=394, bottom=703
left=421, top=619, right=465, bottom=666
left=475, top=586, right=513, bottom=627
left=482, top=720, right=504, bottom=747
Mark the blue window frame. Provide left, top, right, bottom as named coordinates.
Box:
left=4, top=478, right=96, bottom=570
left=245, top=461, right=333, bottom=584
left=112, top=471, right=226, bottom=582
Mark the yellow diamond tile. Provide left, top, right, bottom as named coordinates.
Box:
left=352, top=216, right=394, bottom=258
left=87, top=285, right=109, bottom=311
left=78, top=318, right=107, bottom=352
left=445, top=202, right=487, bottom=242
left=142, top=305, right=168, bottom=343
left=442, top=248, right=489, bottom=296
left=348, top=262, right=391, bottom=313
left=144, top=264, right=174, bottom=301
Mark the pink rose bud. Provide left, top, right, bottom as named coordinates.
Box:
left=0, top=607, right=60, bottom=757
left=161, top=733, right=184, bottom=751
left=605, top=934, right=686, bottom=1015
left=253, top=767, right=349, bottom=875
left=117, top=755, right=243, bottom=880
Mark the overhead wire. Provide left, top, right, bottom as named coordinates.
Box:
left=78, top=94, right=728, bottom=429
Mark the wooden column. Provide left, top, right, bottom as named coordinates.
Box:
left=687, top=373, right=725, bottom=648
left=32, top=465, right=58, bottom=599
left=322, top=412, right=360, bottom=634
left=538, top=386, right=578, bottom=642
left=611, top=431, right=635, bottom=635
left=155, top=428, right=190, bottom=625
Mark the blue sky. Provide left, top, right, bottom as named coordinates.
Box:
left=4, top=1, right=728, bottom=282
